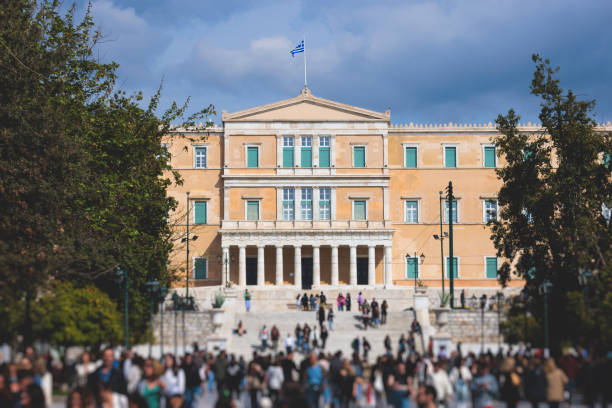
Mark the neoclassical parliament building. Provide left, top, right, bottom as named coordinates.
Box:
left=164, top=88, right=535, bottom=291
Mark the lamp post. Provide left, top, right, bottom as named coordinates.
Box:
left=158, top=286, right=168, bottom=357
left=115, top=268, right=129, bottom=350
left=539, top=281, right=553, bottom=358
left=436, top=191, right=448, bottom=296
left=181, top=192, right=198, bottom=357
left=413, top=252, right=425, bottom=290
left=480, top=294, right=487, bottom=354
left=446, top=182, right=455, bottom=308
left=145, top=279, right=160, bottom=358
left=496, top=292, right=504, bottom=352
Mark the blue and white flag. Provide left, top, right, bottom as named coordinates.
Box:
left=290, top=40, right=304, bottom=57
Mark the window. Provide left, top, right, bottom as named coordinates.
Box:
left=319, top=136, right=330, bottom=167
left=485, top=257, right=498, bottom=279
left=301, top=136, right=312, bottom=167
left=353, top=200, right=367, bottom=220
left=246, top=201, right=259, bottom=221
left=484, top=146, right=496, bottom=168
left=353, top=146, right=366, bottom=168
left=406, top=256, right=418, bottom=279
left=282, top=188, right=295, bottom=220
left=195, top=147, right=207, bottom=168
left=247, top=146, right=259, bottom=168
left=194, top=201, right=207, bottom=224
left=194, top=257, right=207, bottom=280
left=319, top=187, right=331, bottom=220
left=484, top=200, right=498, bottom=222
left=444, top=146, right=457, bottom=168
left=444, top=200, right=458, bottom=223
left=405, top=146, right=417, bottom=168
left=301, top=187, right=313, bottom=220
left=446, top=257, right=458, bottom=278
left=283, top=137, right=294, bottom=167
left=405, top=201, right=418, bottom=223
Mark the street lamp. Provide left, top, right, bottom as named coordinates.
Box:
left=115, top=268, right=129, bottom=350
left=496, top=292, right=504, bottom=352
left=412, top=252, right=425, bottom=290
left=435, top=190, right=448, bottom=296
left=145, top=279, right=160, bottom=358
left=539, top=281, right=553, bottom=358
left=480, top=294, right=487, bottom=354
left=158, top=286, right=168, bottom=356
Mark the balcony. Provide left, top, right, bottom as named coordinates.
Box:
left=220, top=220, right=392, bottom=230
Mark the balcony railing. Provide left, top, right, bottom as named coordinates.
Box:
left=221, top=220, right=392, bottom=230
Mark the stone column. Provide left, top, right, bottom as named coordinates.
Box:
left=221, top=246, right=229, bottom=287
left=275, top=246, right=283, bottom=286
left=257, top=245, right=265, bottom=287
left=368, top=245, right=376, bottom=286
left=294, top=245, right=302, bottom=288
left=349, top=245, right=357, bottom=286
left=384, top=245, right=393, bottom=287
left=312, top=246, right=320, bottom=287
left=331, top=245, right=339, bottom=286
left=238, top=245, right=246, bottom=287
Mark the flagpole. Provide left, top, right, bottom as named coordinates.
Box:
left=303, top=36, right=307, bottom=89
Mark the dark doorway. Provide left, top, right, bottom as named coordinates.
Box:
left=357, top=257, right=368, bottom=285
left=302, top=257, right=313, bottom=289
left=246, top=257, right=257, bottom=285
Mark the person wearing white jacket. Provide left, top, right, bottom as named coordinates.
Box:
left=266, top=357, right=284, bottom=405
left=427, top=361, right=453, bottom=407
left=162, top=354, right=186, bottom=406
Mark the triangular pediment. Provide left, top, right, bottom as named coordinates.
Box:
left=222, top=88, right=390, bottom=122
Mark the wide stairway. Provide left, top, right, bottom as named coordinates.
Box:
left=227, top=309, right=417, bottom=360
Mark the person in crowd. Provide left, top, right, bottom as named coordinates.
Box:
left=295, top=323, right=303, bottom=350
left=357, top=292, right=364, bottom=312
left=162, top=354, right=185, bottom=407
left=544, top=358, right=568, bottom=408
left=320, top=291, right=327, bottom=308
left=381, top=300, right=388, bottom=325
left=320, top=324, right=329, bottom=350
left=259, top=325, right=269, bottom=351
left=345, top=293, right=352, bottom=312
left=0, top=374, right=12, bottom=407
left=225, top=354, right=242, bottom=400
left=384, top=335, right=392, bottom=355
left=76, top=351, right=99, bottom=387
left=212, top=351, right=229, bottom=397
left=265, top=356, right=284, bottom=405
left=305, top=353, right=323, bottom=408
left=137, top=359, right=164, bottom=408
left=470, top=361, right=499, bottom=408
left=314, top=294, right=320, bottom=312
left=246, top=361, right=264, bottom=408
left=301, top=293, right=309, bottom=311
left=33, top=357, right=52, bottom=407
left=283, top=333, right=295, bottom=355
left=450, top=358, right=472, bottom=408
left=270, top=325, right=280, bottom=351
left=20, top=382, right=46, bottom=408
left=499, top=356, right=521, bottom=408
left=416, top=384, right=437, bottom=408
left=337, top=293, right=345, bottom=311
left=351, top=337, right=360, bottom=357
left=243, top=289, right=252, bottom=312
left=311, top=325, right=319, bottom=351
left=296, top=294, right=302, bottom=312
left=236, top=320, right=246, bottom=336
left=317, top=304, right=326, bottom=329
left=302, top=324, right=311, bottom=354
left=460, top=290, right=466, bottom=309
left=361, top=301, right=370, bottom=329
left=327, top=306, right=335, bottom=331
left=89, top=348, right=126, bottom=395
left=428, top=360, right=453, bottom=406
left=362, top=337, right=371, bottom=362
left=387, top=361, right=412, bottom=408
left=371, top=300, right=380, bottom=328
left=181, top=353, right=201, bottom=408
left=124, top=355, right=143, bottom=394
left=398, top=334, right=407, bottom=357
left=309, top=294, right=315, bottom=311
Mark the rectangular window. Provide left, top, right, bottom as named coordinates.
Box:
left=446, top=257, right=458, bottom=279
left=283, top=137, right=294, bottom=167
left=319, top=136, right=330, bottom=167
left=353, top=146, right=366, bottom=167
left=301, top=187, right=313, bottom=220
left=301, top=136, right=312, bottom=167
left=444, top=200, right=458, bottom=223
left=444, top=146, right=457, bottom=168
left=319, top=187, right=331, bottom=220
left=484, top=146, right=496, bottom=168
left=405, top=147, right=417, bottom=168
left=484, top=200, right=498, bottom=222
left=194, top=257, right=207, bottom=280
left=247, top=146, right=259, bottom=168
left=406, top=256, right=418, bottom=279
left=353, top=200, right=367, bottom=220
left=485, top=257, right=498, bottom=279
left=246, top=201, right=259, bottom=221
left=282, top=188, right=295, bottom=220
left=405, top=201, right=418, bottom=223
left=194, top=201, right=207, bottom=224
left=195, top=147, right=207, bottom=168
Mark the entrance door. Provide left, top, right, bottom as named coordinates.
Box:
left=246, top=257, right=257, bottom=285
left=357, top=257, right=368, bottom=285
left=302, top=257, right=313, bottom=289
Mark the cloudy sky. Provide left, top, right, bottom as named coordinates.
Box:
left=75, top=0, right=612, bottom=125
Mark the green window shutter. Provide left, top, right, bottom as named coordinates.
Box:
left=354, top=146, right=365, bottom=167
left=354, top=201, right=366, bottom=220
left=486, top=257, right=498, bottom=278
left=283, top=148, right=294, bottom=167
left=301, top=147, right=312, bottom=167
left=446, top=257, right=458, bottom=278
left=246, top=201, right=259, bottom=220
left=445, top=147, right=457, bottom=167
left=194, top=201, right=207, bottom=224
left=406, top=257, right=418, bottom=278
left=194, top=258, right=207, bottom=280
left=405, top=147, right=417, bottom=168
left=484, top=146, right=496, bottom=167
left=247, top=146, right=258, bottom=167
left=319, top=147, right=330, bottom=167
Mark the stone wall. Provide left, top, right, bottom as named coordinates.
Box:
left=446, top=310, right=503, bottom=344
left=152, top=310, right=217, bottom=349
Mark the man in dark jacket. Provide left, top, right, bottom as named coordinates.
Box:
left=182, top=353, right=201, bottom=408
left=523, top=357, right=547, bottom=408
left=88, top=348, right=126, bottom=395
left=212, top=351, right=230, bottom=397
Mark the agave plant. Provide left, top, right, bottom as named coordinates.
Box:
left=212, top=291, right=226, bottom=308
left=439, top=292, right=450, bottom=307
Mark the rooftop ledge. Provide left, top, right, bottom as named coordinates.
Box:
left=220, top=220, right=393, bottom=230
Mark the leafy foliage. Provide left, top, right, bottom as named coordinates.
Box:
left=491, top=55, right=612, bottom=352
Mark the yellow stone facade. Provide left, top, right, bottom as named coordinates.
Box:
left=164, top=89, right=537, bottom=290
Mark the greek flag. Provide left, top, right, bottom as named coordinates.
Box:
left=290, top=40, right=304, bottom=57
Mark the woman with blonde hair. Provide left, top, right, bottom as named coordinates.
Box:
left=544, top=358, right=568, bottom=408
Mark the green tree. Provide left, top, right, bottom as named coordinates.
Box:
left=0, top=0, right=213, bottom=345
left=492, top=55, right=612, bottom=352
